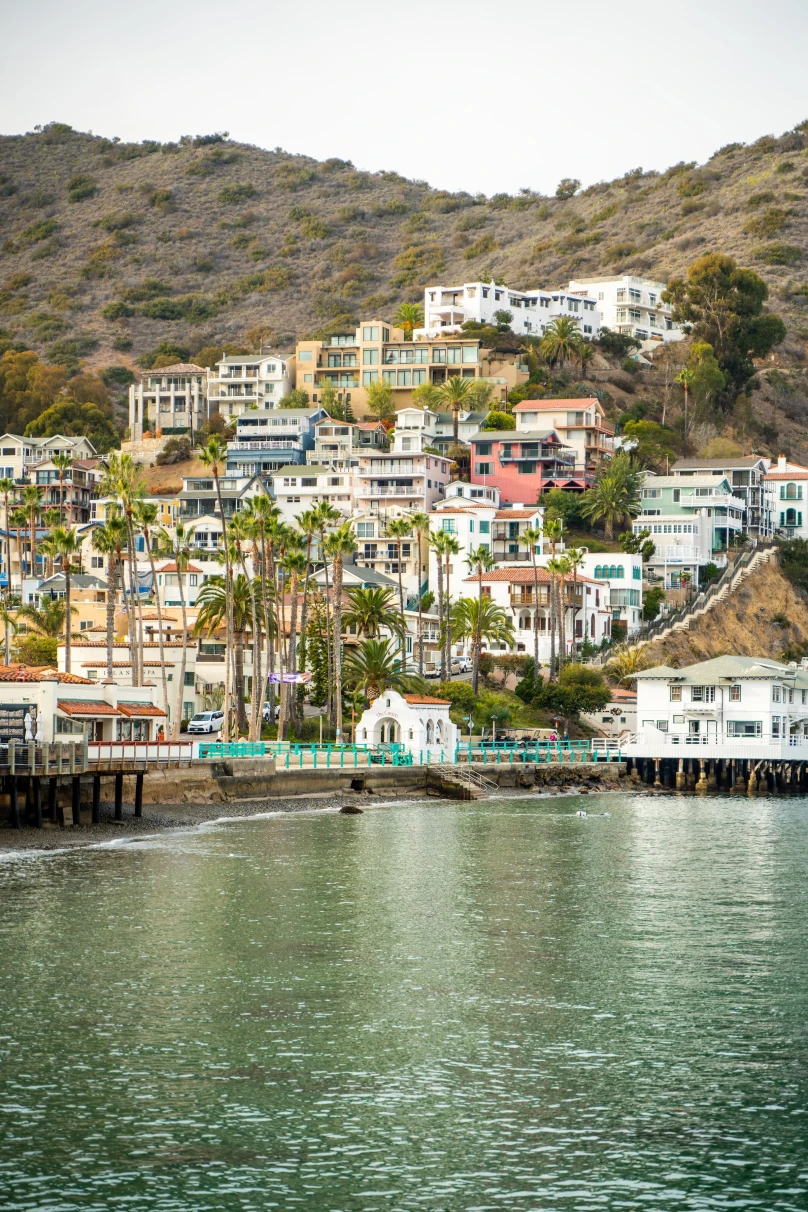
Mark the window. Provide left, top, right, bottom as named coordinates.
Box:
left=356, top=522, right=374, bottom=538
left=772, top=716, right=781, bottom=737
left=299, top=350, right=312, bottom=362
left=669, top=685, right=682, bottom=701
left=382, top=370, right=396, bottom=385
left=729, top=685, right=741, bottom=701
left=727, top=720, right=761, bottom=736
left=304, top=373, right=313, bottom=383
left=363, top=348, right=379, bottom=365
left=362, top=371, right=378, bottom=386
left=189, top=574, right=198, bottom=587
left=479, top=520, right=490, bottom=534
left=441, top=519, right=456, bottom=532
left=633, top=566, right=641, bottom=580
left=691, top=686, right=715, bottom=702
left=476, top=463, right=492, bottom=476
left=772, top=685, right=781, bottom=702
left=462, top=346, right=477, bottom=363
left=476, top=442, right=492, bottom=456
left=781, top=483, right=802, bottom=500
left=362, top=326, right=379, bottom=342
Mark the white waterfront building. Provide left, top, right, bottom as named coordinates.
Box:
left=567, top=275, right=683, bottom=349
left=418, top=280, right=600, bottom=339
left=624, top=655, right=808, bottom=761
left=355, top=689, right=458, bottom=761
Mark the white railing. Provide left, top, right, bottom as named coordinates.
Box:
left=679, top=493, right=744, bottom=510
left=87, top=741, right=196, bottom=765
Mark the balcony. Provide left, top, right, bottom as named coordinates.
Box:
left=228, top=439, right=304, bottom=451
left=366, top=485, right=421, bottom=498
left=679, top=493, right=744, bottom=510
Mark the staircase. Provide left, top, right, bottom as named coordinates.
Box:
left=642, top=541, right=778, bottom=646
left=428, top=763, right=498, bottom=798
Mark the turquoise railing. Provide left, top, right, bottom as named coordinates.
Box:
left=199, top=739, right=620, bottom=766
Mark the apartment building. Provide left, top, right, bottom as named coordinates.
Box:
left=307, top=419, right=388, bottom=470
left=635, top=474, right=745, bottom=588
left=30, top=457, right=105, bottom=524
left=206, top=353, right=294, bottom=419
left=428, top=500, right=546, bottom=594
left=459, top=567, right=611, bottom=662
left=268, top=465, right=354, bottom=526
left=568, top=276, right=683, bottom=347
left=420, top=280, right=601, bottom=339
left=512, top=397, right=614, bottom=477
left=225, top=407, right=324, bottom=476
left=353, top=408, right=451, bottom=520
left=442, top=480, right=501, bottom=507
left=469, top=429, right=576, bottom=504
left=295, top=319, right=528, bottom=415
left=351, top=516, right=422, bottom=602
left=128, top=363, right=209, bottom=441
left=178, top=472, right=268, bottom=521
left=578, top=552, right=643, bottom=636
left=671, top=456, right=773, bottom=536
left=430, top=409, right=489, bottom=456
left=0, top=434, right=97, bottom=484
left=763, top=455, right=808, bottom=539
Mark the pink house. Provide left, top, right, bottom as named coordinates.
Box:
left=468, top=428, right=577, bottom=505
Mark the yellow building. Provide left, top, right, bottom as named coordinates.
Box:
left=295, top=319, right=528, bottom=416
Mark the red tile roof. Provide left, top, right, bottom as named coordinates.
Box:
left=117, top=702, right=167, bottom=718
left=494, top=509, right=540, bottom=519
left=0, top=664, right=94, bottom=684
left=462, top=568, right=600, bottom=585
left=57, top=699, right=122, bottom=716
left=512, top=397, right=600, bottom=410
left=158, top=561, right=203, bottom=573
left=402, top=694, right=451, bottom=705
left=764, top=469, right=808, bottom=480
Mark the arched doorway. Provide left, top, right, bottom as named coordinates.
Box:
left=378, top=719, right=398, bottom=744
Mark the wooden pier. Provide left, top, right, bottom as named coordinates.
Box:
left=626, top=755, right=808, bottom=795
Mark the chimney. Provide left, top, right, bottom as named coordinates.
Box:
left=778, top=454, right=787, bottom=471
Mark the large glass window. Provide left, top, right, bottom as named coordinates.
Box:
left=727, top=720, right=761, bottom=736
left=363, top=348, right=379, bottom=364
left=298, top=350, right=312, bottom=361
left=397, top=370, right=411, bottom=386
left=462, top=346, right=478, bottom=363
left=412, top=369, right=426, bottom=385
left=362, top=326, right=379, bottom=342
left=432, top=347, right=447, bottom=364
left=447, top=347, right=462, bottom=363
left=362, top=371, right=378, bottom=386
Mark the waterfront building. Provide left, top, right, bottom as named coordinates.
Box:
left=0, top=663, right=166, bottom=743
left=419, top=280, right=600, bottom=339
left=226, top=407, right=325, bottom=476
left=206, top=353, right=293, bottom=419
left=671, top=455, right=773, bottom=536
left=763, top=455, right=808, bottom=539
left=512, top=397, right=615, bottom=479
left=624, top=655, right=808, bottom=759
left=581, top=686, right=637, bottom=738
left=355, top=689, right=458, bottom=759
left=567, top=275, right=683, bottom=347
left=469, top=428, right=576, bottom=504
left=128, top=363, right=208, bottom=442
left=634, top=473, right=745, bottom=588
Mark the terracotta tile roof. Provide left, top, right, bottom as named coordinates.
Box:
left=429, top=508, right=480, bottom=515
left=0, top=664, right=94, bottom=684
left=158, top=561, right=203, bottom=574
left=117, top=702, right=167, bottom=718
left=494, top=509, right=540, bottom=519
left=68, top=642, right=187, bottom=649
left=141, top=612, right=179, bottom=621
left=402, top=694, right=451, bottom=705
left=57, top=699, right=122, bottom=716
left=764, top=469, right=808, bottom=480
left=463, top=568, right=600, bottom=585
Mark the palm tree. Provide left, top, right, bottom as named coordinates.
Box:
left=344, top=638, right=408, bottom=702
left=9, top=505, right=28, bottom=603
left=92, top=510, right=128, bottom=680
left=465, top=544, right=495, bottom=693
left=542, top=517, right=563, bottom=680
left=578, top=341, right=595, bottom=377
left=411, top=382, right=443, bottom=411
left=51, top=452, right=73, bottom=525
left=243, top=494, right=280, bottom=726
left=548, top=554, right=572, bottom=673
left=292, top=506, right=319, bottom=729
left=0, top=477, right=15, bottom=601
left=565, top=545, right=588, bottom=652
left=385, top=516, right=412, bottom=622
left=539, top=316, right=583, bottom=369
left=198, top=435, right=233, bottom=739
left=313, top=500, right=341, bottom=721
left=195, top=574, right=258, bottom=736
left=279, top=547, right=306, bottom=740
left=676, top=366, right=694, bottom=454
left=521, top=524, right=543, bottom=669
left=0, top=602, right=17, bottom=664
left=324, top=522, right=357, bottom=743
left=450, top=597, right=515, bottom=677
left=442, top=532, right=461, bottom=677
left=50, top=527, right=82, bottom=674
left=393, top=302, right=424, bottom=341
left=21, top=485, right=43, bottom=585
left=229, top=512, right=264, bottom=740
left=40, top=508, right=61, bottom=575
left=408, top=510, right=431, bottom=674
left=438, top=375, right=473, bottom=445
left=16, top=597, right=71, bottom=637
left=99, top=454, right=146, bottom=684
left=580, top=451, right=642, bottom=541
left=133, top=500, right=169, bottom=716
left=156, top=522, right=197, bottom=737
left=606, top=642, right=652, bottom=688
left=428, top=530, right=451, bottom=679
left=343, top=586, right=404, bottom=639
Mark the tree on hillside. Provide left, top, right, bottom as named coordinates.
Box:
left=438, top=375, right=472, bottom=443
left=539, top=316, right=582, bottom=369
left=662, top=253, right=786, bottom=400
left=25, top=400, right=120, bottom=452
left=580, top=451, right=642, bottom=540
left=278, top=388, right=311, bottom=408
left=393, top=303, right=424, bottom=340
left=619, top=418, right=679, bottom=470
left=365, top=379, right=395, bottom=423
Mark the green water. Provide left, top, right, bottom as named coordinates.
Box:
left=1, top=793, right=807, bottom=1211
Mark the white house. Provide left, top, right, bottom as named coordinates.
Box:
left=128, top=363, right=209, bottom=441
left=624, top=655, right=808, bottom=761
left=578, top=552, right=643, bottom=636
left=567, top=275, right=683, bottom=349
left=0, top=433, right=98, bottom=484
left=268, top=465, right=354, bottom=525
left=355, top=689, right=458, bottom=760
left=419, top=280, right=600, bottom=339
left=764, top=455, right=808, bottom=540
left=207, top=352, right=293, bottom=418
left=353, top=407, right=450, bottom=521
left=0, top=664, right=166, bottom=743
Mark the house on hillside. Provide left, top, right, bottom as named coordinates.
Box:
left=469, top=428, right=575, bottom=504
left=763, top=455, right=808, bottom=539
left=671, top=455, right=772, bottom=536
left=206, top=352, right=293, bottom=418
left=512, top=398, right=614, bottom=479
left=128, top=364, right=209, bottom=441
left=635, top=473, right=745, bottom=588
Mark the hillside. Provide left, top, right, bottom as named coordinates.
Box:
left=2, top=121, right=808, bottom=371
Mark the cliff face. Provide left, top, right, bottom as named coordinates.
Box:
left=644, top=560, right=808, bottom=667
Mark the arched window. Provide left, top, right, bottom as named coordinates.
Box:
left=786, top=507, right=798, bottom=525
left=520, top=614, right=531, bottom=630
left=617, top=565, right=624, bottom=578
left=594, top=565, right=602, bottom=578
left=426, top=719, right=434, bottom=743
left=786, top=482, right=799, bottom=499
left=590, top=612, right=596, bottom=636
left=436, top=720, right=444, bottom=742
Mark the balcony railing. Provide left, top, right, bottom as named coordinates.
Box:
left=366, top=486, right=421, bottom=498
left=228, top=439, right=304, bottom=451
left=679, top=493, right=744, bottom=510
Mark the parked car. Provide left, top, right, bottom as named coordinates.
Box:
left=423, top=663, right=441, bottom=679
left=187, top=710, right=224, bottom=735
left=452, top=657, right=472, bottom=674
left=262, top=701, right=281, bottom=721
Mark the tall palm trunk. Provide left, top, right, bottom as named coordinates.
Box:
left=295, top=533, right=313, bottom=730
left=234, top=628, right=248, bottom=734
left=332, top=554, right=345, bottom=742
left=472, top=567, right=484, bottom=695
left=105, top=552, right=117, bottom=679
left=124, top=516, right=142, bottom=686
left=452, top=403, right=459, bottom=445
left=443, top=550, right=452, bottom=677
left=284, top=570, right=300, bottom=741
left=29, top=505, right=37, bottom=583
left=435, top=557, right=445, bottom=679
left=237, top=544, right=261, bottom=741
left=255, top=527, right=272, bottom=734
left=63, top=559, right=72, bottom=675
left=212, top=471, right=233, bottom=742
left=319, top=526, right=334, bottom=725
left=143, top=527, right=169, bottom=715
left=530, top=549, right=540, bottom=670
left=548, top=572, right=557, bottom=681
left=173, top=567, right=189, bottom=739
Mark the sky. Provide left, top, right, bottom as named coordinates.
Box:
left=2, top=0, right=808, bottom=196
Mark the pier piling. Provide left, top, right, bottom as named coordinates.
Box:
left=92, top=775, right=101, bottom=825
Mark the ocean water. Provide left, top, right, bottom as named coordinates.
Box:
left=0, top=791, right=806, bottom=1210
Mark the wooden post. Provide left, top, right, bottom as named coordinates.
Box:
left=696, top=759, right=708, bottom=793
left=32, top=776, right=41, bottom=828
left=9, top=777, right=19, bottom=829
left=653, top=758, right=661, bottom=788
left=675, top=757, right=685, bottom=791
left=114, top=773, right=123, bottom=821
left=71, top=776, right=81, bottom=827
left=92, top=775, right=101, bottom=825
left=48, top=777, right=57, bottom=823
left=134, top=772, right=143, bottom=819
left=25, top=777, right=33, bottom=824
